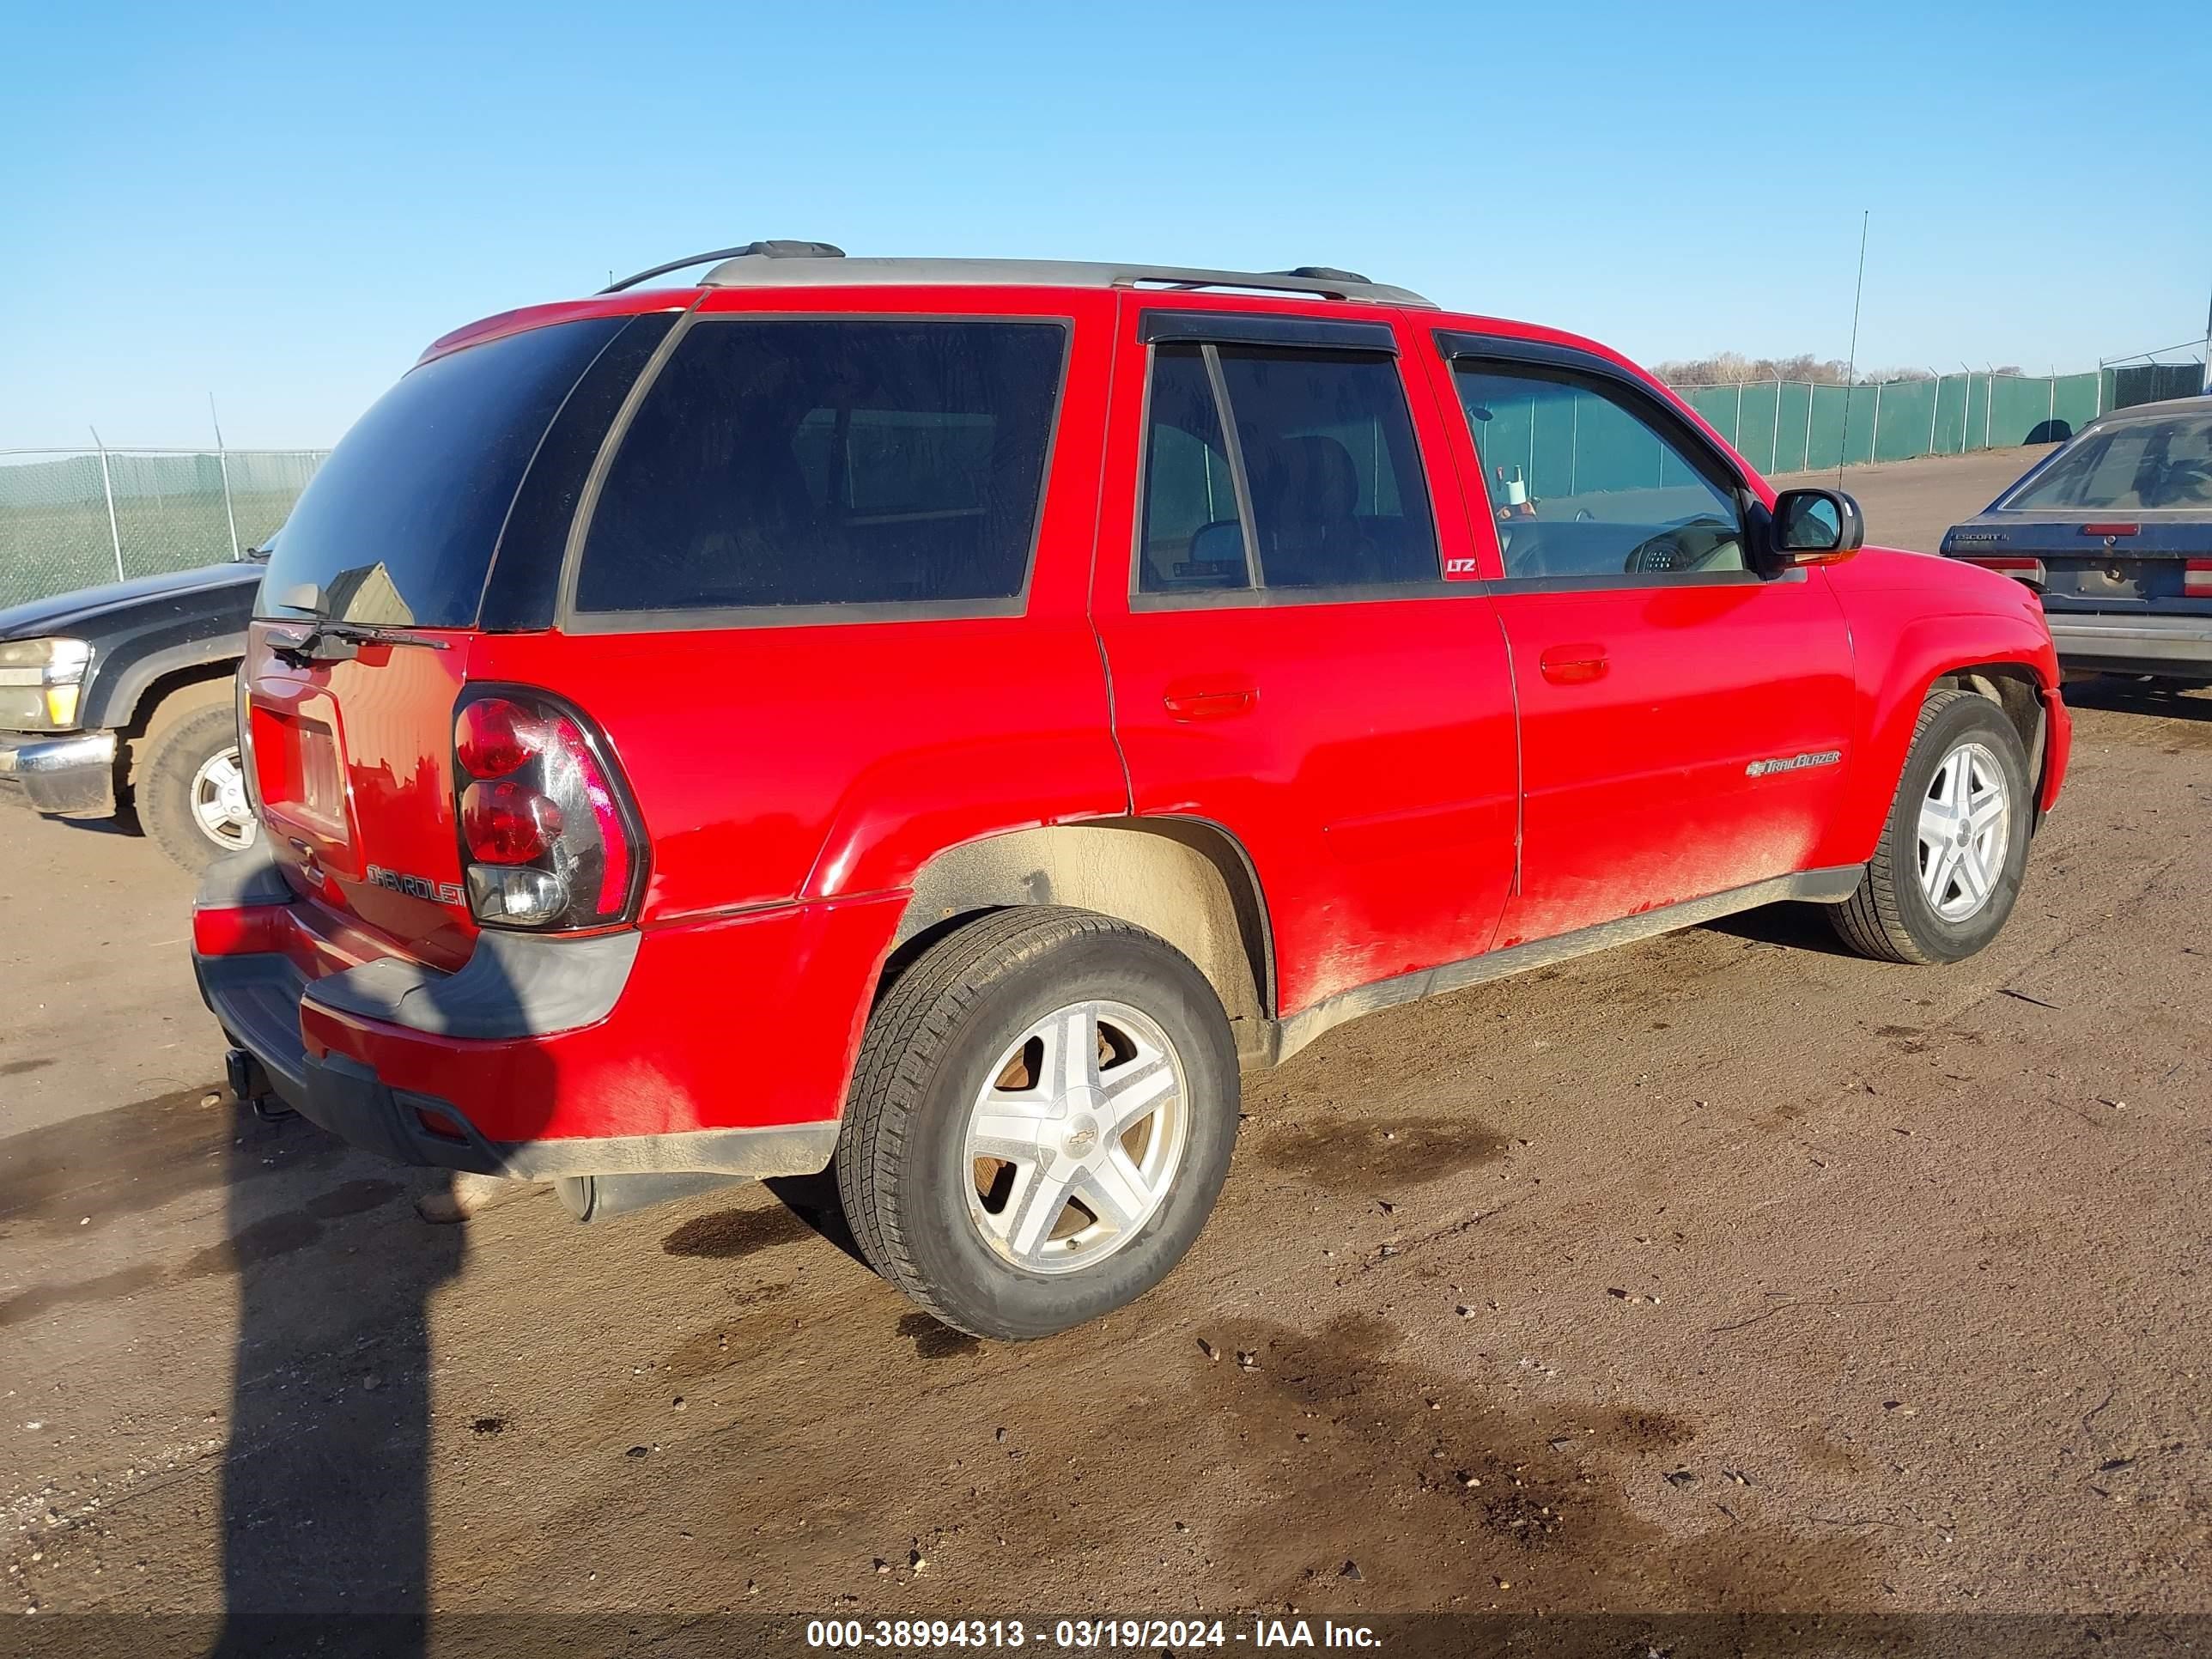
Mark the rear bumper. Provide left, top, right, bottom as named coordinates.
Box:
left=0, top=729, right=118, bottom=817
left=191, top=842, right=890, bottom=1181
left=2046, top=614, right=2212, bottom=678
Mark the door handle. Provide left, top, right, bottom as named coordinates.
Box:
left=1538, top=644, right=1609, bottom=685
left=1162, top=686, right=1256, bottom=722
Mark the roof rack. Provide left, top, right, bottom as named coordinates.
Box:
left=666, top=248, right=1431, bottom=308
left=599, top=240, right=847, bottom=295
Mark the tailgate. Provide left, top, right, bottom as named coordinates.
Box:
left=246, top=623, right=480, bottom=970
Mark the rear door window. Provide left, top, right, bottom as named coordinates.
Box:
left=572, top=319, right=1067, bottom=618
left=1138, top=345, right=1249, bottom=592
left=1136, top=342, right=1438, bottom=597
left=258, top=316, right=633, bottom=627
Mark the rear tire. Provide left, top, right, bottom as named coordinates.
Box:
left=835, top=908, right=1238, bottom=1341
left=136, top=696, right=258, bottom=873
left=1830, top=689, right=2032, bottom=964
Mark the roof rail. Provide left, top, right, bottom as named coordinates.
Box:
left=599, top=240, right=846, bottom=295
left=690, top=253, right=1434, bottom=307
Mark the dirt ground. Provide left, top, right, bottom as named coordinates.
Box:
left=4, top=446, right=2210, bottom=1646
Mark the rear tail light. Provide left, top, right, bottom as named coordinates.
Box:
left=1960, top=556, right=2045, bottom=586
left=2187, top=560, right=2212, bottom=598
left=451, top=690, right=643, bottom=930
left=233, top=665, right=264, bottom=823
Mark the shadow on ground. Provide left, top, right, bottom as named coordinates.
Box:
left=207, top=1099, right=462, bottom=1658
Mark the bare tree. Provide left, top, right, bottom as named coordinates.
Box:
left=1654, top=351, right=1854, bottom=386
left=1654, top=355, right=1979, bottom=386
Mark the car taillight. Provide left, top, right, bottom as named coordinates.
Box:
left=2187, top=559, right=2212, bottom=598
left=233, top=665, right=264, bottom=823
left=461, top=778, right=562, bottom=863
left=1960, top=556, right=2045, bottom=585
left=454, top=696, right=542, bottom=779
left=2079, top=523, right=2140, bottom=538
left=451, top=690, right=643, bottom=930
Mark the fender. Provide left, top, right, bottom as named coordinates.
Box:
left=1814, top=603, right=2061, bottom=867
left=84, top=630, right=246, bottom=731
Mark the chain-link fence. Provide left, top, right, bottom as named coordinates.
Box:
left=0, top=448, right=327, bottom=611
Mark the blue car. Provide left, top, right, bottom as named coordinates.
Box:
left=1942, top=395, right=2212, bottom=681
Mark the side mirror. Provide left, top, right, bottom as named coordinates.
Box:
left=1769, top=488, right=1864, bottom=567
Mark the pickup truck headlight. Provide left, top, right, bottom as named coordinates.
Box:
left=0, top=637, right=94, bottom=731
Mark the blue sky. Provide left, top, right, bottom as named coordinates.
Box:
left=3, top=0, right=2207, bottom=449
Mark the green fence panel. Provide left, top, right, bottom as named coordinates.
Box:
left=2051, top=372, right=2101, bottom=439
left=1652, top=367, right=2120, bottom=483
left=1680, top=386, right=1741, bottom=449
left=1735, top=381, right=1780, bottom=474
left=1987, top=377, right=2057, bottom=447
left=1933, top=374, right=1972, bottom=455
left=1871, top=379, right=1937, bottom=463
left=2106, top=362, right=2203, bottom=410
left=1773, top=382, right=1812, bottom=473
left=1805, top=384, right=1844, bottom=471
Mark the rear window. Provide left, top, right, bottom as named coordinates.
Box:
left=2007, top=415, right=2212, bottom=512
left=572, top=319, right=1066, bottom=617
left=258, top=317, right=630, bottom=626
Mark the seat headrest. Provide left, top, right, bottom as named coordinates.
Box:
left=1251, top=433, right=1360, bottom=522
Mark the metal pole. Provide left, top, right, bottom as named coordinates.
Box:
left=1984, top=374, right=1994, bottom=449
left=1802, top=381, right=1815, bottom=473
left=1838, top=209, right=1869, bottom=486
left=1929, top=380, right=1941, bottom=455
left=1734, top=381, right=1744, bottom=450
left=89, top=426, right=125, bottom=582
left=1868, top=380, right=1883, bottom=465
left=210, top=395, right=241, bottom=562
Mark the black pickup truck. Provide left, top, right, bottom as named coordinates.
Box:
left=0, top=557, right=261, bottom=871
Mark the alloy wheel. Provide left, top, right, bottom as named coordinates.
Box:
left=1916, top=739, right=2009, bottom=922
left=963, top=1000, right=1190, bottom=1275
left=189, top=745, right=257, bottom=852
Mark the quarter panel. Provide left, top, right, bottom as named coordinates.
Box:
left=476, top=287, right=1127, bottom=921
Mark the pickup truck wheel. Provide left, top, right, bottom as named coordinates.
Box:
left=1830, top=689, right=2032, bottom=965
left=835, top=907, right=1238, bottom=1341
left=136, top=699, right=258, bottom=872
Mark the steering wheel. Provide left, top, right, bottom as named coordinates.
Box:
left=1625, top=514, right=1740, bottom=574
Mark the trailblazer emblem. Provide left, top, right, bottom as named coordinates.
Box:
left=1746, top=750, right=1843, bottom=778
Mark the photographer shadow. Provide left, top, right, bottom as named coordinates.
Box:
left=206, top=1097, right=467, bottom=1658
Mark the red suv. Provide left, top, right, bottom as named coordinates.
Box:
left=194, top=244, right=2071, bottom=1339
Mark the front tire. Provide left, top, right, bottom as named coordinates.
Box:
left=1830, top=689, right=2033, bottom=964
left=136, top=697, right=258, bottom=872
left=835, top=908, right=1238, bottom=1340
